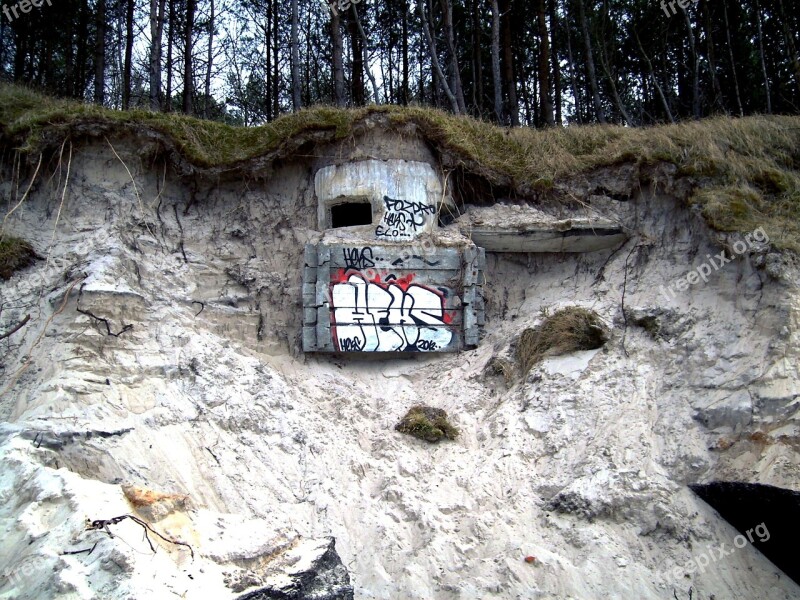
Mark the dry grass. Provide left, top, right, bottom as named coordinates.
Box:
left=395, top=405, right=459, bottom=443
left=517, top=307, right=608, bottom=374
left=0, top=235, right=38, bottom=280
left=1, top=83, right=799, bottom=249
left=484, top=356, right=515, bottom=386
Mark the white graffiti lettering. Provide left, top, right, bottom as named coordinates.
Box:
left=331, top=273, right=453, bottom=352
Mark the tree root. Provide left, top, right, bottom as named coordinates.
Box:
left=0, top=314, right=30, bottom=340
left=86, top=514, right=194, bottom=559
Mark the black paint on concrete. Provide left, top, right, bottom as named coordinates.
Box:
left=690, top=481, right=800, bottom=586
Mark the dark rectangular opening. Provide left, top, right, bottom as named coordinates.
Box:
left=331, top=202, right=372, bottom=228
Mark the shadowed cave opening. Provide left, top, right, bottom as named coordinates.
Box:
left=330, top=201, right=373, bottom=228
left=690, top=482, right=800, bottom=586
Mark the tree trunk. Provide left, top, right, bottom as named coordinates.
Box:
left=348, top=13, right=364, bottom=105
left=754, top=0, right=771, bottom=113
left=75, top=0, right=90, bottom=97
left=723, top=0, right=744, bottom=116
left=549, top=0, right=561, bottom=125
left=576, top=0, right=606, bottom=123
left=419, top=43, right=426, bottom=103
left=384, top=44, right=393, bottom=103
left=680, top=7, right=700, bottom=119
left=352, top=4, right=381, bottom=103
left=565, top=14, right=582, bottom=123
left=304, top=6, right=311, bottom=105
left=419, top=0, right=459, bottom=113
left=272, top=0, right=279, bottom=118
left=149, top=0, right=165, bottom=110
left=598, top=52, right=633, bottom=125
left=490, top=0, right=503, bottom=122
left=537, top=0, right=554, bottom=126
left=402, top=0, right=409, bottom=105
left=165, top=0, right=175, bottom=112
left=440, top=0, right=466, bottom=112
left=634, top=28, right=674, bottom=123
left=0, top=15, right=5, bottom=82
left=182, top=0, right=194, bottom=114
left=775, top=0, right=800, bottom=95
left=597, top=2, right=632, bottom=125
left=290, top=0, right=301, bottom=110
left=64, top=3, right=75, bottom=93
left=499, top=0, right=518, bottom=126
left=425, top=0, right=442, bottom=107
left=331, top=6, right=345, bottom=106
left=519, top=58, right=533, bottom=124
left=700, top=0, right=725, bottom=112
left=12, top=23, right=27, bottom=83
left=94, top=0, right=106, bottom=104
left=471, top=0, right=483, bottom=114
left=122, top=0, right=134, bottom=109
left=204, top=0, right=214, bottom=118
left=264, top=0, right=272, bottom=119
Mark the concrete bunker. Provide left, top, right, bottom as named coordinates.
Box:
left=302, top=153, right=631, bottom=354
left=303, top=159, right=485, bottom=353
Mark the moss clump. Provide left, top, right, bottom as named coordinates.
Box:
left=516, top=307, right=608, bottom=374
left=0, top=235, right=38, bottom=280
left=395, top=405, right=459, bottom=443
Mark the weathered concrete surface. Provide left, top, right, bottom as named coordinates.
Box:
left=315, top=160, right=451, bottom=239
left=459, top=203, right=628, bottom=252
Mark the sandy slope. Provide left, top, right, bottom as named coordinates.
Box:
left=1, top=140, right=799, bottom=599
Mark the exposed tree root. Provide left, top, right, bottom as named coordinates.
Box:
left=0, top=277, right=82, bottom=398
left=0, top=152, right=42, bottom=237
left=86, top=514, right=194, bottom=559
left=0, top=314, right=30, bottom=340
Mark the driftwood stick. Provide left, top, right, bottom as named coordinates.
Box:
left=61, top=542, right=98, bottom=556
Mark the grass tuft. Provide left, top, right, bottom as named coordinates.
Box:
left=517, top=307, right=608, bottom=374
left=395, top=405, right=459, bottom=443
left=0, top=235, right=38, bottom=280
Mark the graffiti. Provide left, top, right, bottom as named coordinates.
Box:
left=338, top=337, right=364, bottom=352
left=391, top=255, right=441, bottom=267
left=342, top=247, right=376, bottom=271
left=375, top=196, right=437, bottom=240
left=330, top=272, right=453, bottom=352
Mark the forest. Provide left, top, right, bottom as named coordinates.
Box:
left=0, top=0, right=798, bottom=127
